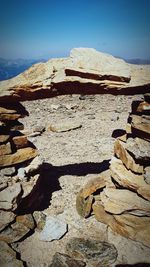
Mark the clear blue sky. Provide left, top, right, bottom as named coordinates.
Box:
left=0, top=0, right=150, bottom=59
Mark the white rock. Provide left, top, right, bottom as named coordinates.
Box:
left=39, top=215, right=67, bottom=241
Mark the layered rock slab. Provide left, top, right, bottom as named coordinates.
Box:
left=0, top=48, right=150, bottom=101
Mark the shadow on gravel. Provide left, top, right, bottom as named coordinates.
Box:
left=116, top=264, right=150, bottom=267
left=16, top=160, right=110, bottom=214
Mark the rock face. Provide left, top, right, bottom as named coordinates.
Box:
left=76, top=94, right=150, bottom=248
left=0, top=48, right=150, bottom=101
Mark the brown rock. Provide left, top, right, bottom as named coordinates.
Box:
left=13, top=135, right=29, bottom=149
left=93, top=202, right=150, bottom=248
left=100, top=188, right=150, bottom=216
left=76, top=194, right=93, bottom=218
left=0, top=142, right=12, bottom=156
left=118, top=133, right=127, bottom=142
left=93, top=201, right=115, bottom=226
left=0, top=221, right=30, bottom=243
left=16, top=214, right=35, bottom=229
left=0, top=113, right=21, bottom=121
left=114, top=214, right=150, bottom=248
left=48, top=120, right=82, bottom=133
left=110, top=157, right=150, bottom=201
left=114, top=139, right=143, bottom=173
left=0, top=135, right=9, bottom=144
left=0, top=147, right=38, bottom=167
left=125, top=123, right=132, bottom=134
left=76, top=176, right=106, bottom=217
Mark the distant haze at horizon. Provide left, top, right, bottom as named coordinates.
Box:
left=0, top=0, right=150, bottom=60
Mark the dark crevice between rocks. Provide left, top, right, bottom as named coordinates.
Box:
left=10, top=243, right=27, bottom=267
left=15, top=160, right=110, bottom=215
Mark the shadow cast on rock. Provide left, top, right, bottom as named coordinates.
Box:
left=15, top=160, right=110, bottom=215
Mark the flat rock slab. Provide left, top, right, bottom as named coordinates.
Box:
left=100, top=188, right=150, bottom=216
left=66, top=238, right=118, bottom=265
left=126, top=137, right=150, bottom=162
left=0, top=214, right=34, bottom=243
left=0, top=183, right=21, bottom=210
left=93, top=202, right=150, bottom=248
left=50, top=252, right=86, bottom=267
left=114, top=139, right=143, bottom=173
left=0, top=147, right=38, bottom=167
left=0, top=211, right=15, bottom=231
left=48, top=121, right=82, bottom=132
left=110, top=156, right=150, bottom=201
left=39, top=215, right=67, bottom=241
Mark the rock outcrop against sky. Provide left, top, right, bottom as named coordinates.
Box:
left=0, top=48, right=150, bottom=101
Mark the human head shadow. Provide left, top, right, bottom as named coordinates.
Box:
left=116, top=264, right=150, bottom=267
left=15, top=160, right=110, bottom=215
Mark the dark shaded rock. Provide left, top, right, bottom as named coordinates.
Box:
left=66, top=238, right=117, bottom=265
left=50, top=252, right=86, bottom=267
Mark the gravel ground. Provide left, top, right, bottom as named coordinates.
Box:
left=16, top=93, right=150, bottom=267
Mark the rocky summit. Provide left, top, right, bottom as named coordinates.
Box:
left=0, top=48, right=150, bottom=267
left=0, top=48, right=150, bottom=102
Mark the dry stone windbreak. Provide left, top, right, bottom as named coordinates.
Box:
left=76, top=93, right=150, bottom=248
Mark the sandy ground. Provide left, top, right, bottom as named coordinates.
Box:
left=15, top=93, right=150, bottom=267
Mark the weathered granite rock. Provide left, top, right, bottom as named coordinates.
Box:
left=48, top=120, right=82, bottom=133
left=0, top=147, right=38, bottom=167
left=114, top=139, right=143, bottom=173
left=39, top=215, right=67, bottom=241
left=0, top=241, right=24, bottom=267
left=100, top=188, right=150, bottom=216
left=0, top=211, right=15, bottom=231
left=50, top=252, right=86, bottom=267
left=66, top=237, right=118, bottom=265
left=0, top=183, right=21, bottom=210
left=110, top=157, right=150, bottom=200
